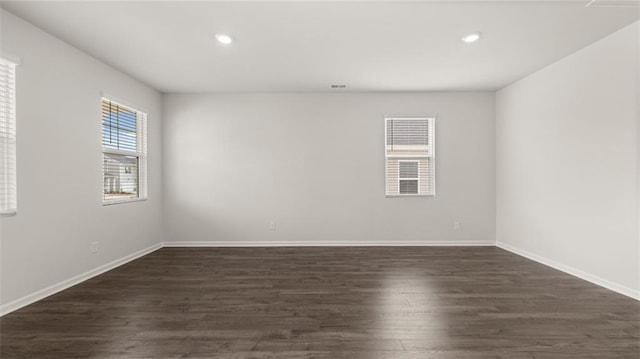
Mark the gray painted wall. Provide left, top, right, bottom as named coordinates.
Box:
left=496, top=22, right=639, bottom=296
left=0, top=10, right=163, bottom=306
left=162, top=92, right=496, bottom=245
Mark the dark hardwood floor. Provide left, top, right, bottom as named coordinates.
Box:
left=1, top=246, right=638, bottom=358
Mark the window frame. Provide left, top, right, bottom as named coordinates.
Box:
left=384, top=117, right=436, bottom=197
left=0, top=57, right=18, bottom=216
left=101, top=96, right=147, bottom=206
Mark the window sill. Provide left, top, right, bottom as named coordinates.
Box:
left=102, top=197, right=147, bottom=206
left=385, top=194, right=435, bottom=198
left=1, top=211, right=17, bottom=217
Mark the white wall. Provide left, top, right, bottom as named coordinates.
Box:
left=0, top=10, right=163, bottom=308
left=163, top=92, right=495, bottom=245
left=496, top=22, right=640, bottom=297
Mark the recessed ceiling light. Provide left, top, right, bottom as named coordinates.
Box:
left=215, top=34, right=233, bottom=45
left=461, top=32, right=481, bottom=43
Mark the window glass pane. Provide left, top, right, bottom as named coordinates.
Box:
left=103, top=153, right=138, bottom=201
left=399, top=162, right=418, bottom=179
left=102, top=101, right=138, bottom=152
left=399, top=180, right=418, bottom=194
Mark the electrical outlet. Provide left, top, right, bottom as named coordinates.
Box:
left=453, top=220, right=461, bottom=230
left=269, top=221, right=276, bottom=231
left=91, top=241, right=99, bottom=253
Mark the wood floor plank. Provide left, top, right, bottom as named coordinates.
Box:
left=1, top=246, right=638, bottom=358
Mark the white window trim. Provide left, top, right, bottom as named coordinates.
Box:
left=102, top=197, right=147, bottom=206
left=101, top=97, right=148, bottom=205
left=384, top=117, right=436, bottom=198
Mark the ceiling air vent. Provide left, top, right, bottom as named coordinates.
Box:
left=586, top=0, right=640, bottom=7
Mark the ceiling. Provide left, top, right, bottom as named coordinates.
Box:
left=1, top=1, right=638, bottom=93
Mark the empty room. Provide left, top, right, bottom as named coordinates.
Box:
left=0, top=0, right=638, bottom=358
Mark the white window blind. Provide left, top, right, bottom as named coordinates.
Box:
left=102, top=98, right=147, bottom=203
left=0, top=58, right=17, bottom=215
left=385, top=118, right=435, bottom=196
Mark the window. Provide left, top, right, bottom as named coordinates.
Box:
left=0, top=58, right=17, bottom=215
left=102, top=98, right=147, bottom=204
left=385, top=117, right=435, bottom=196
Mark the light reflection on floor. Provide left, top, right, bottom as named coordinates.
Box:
left=373, top=271, right=448, bottom=356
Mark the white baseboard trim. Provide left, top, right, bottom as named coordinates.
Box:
left=162, top=240, right=496, bottom=247
left=496, top=241, right=639, bottom=301
left=0, top=243, right=162, bottom=317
